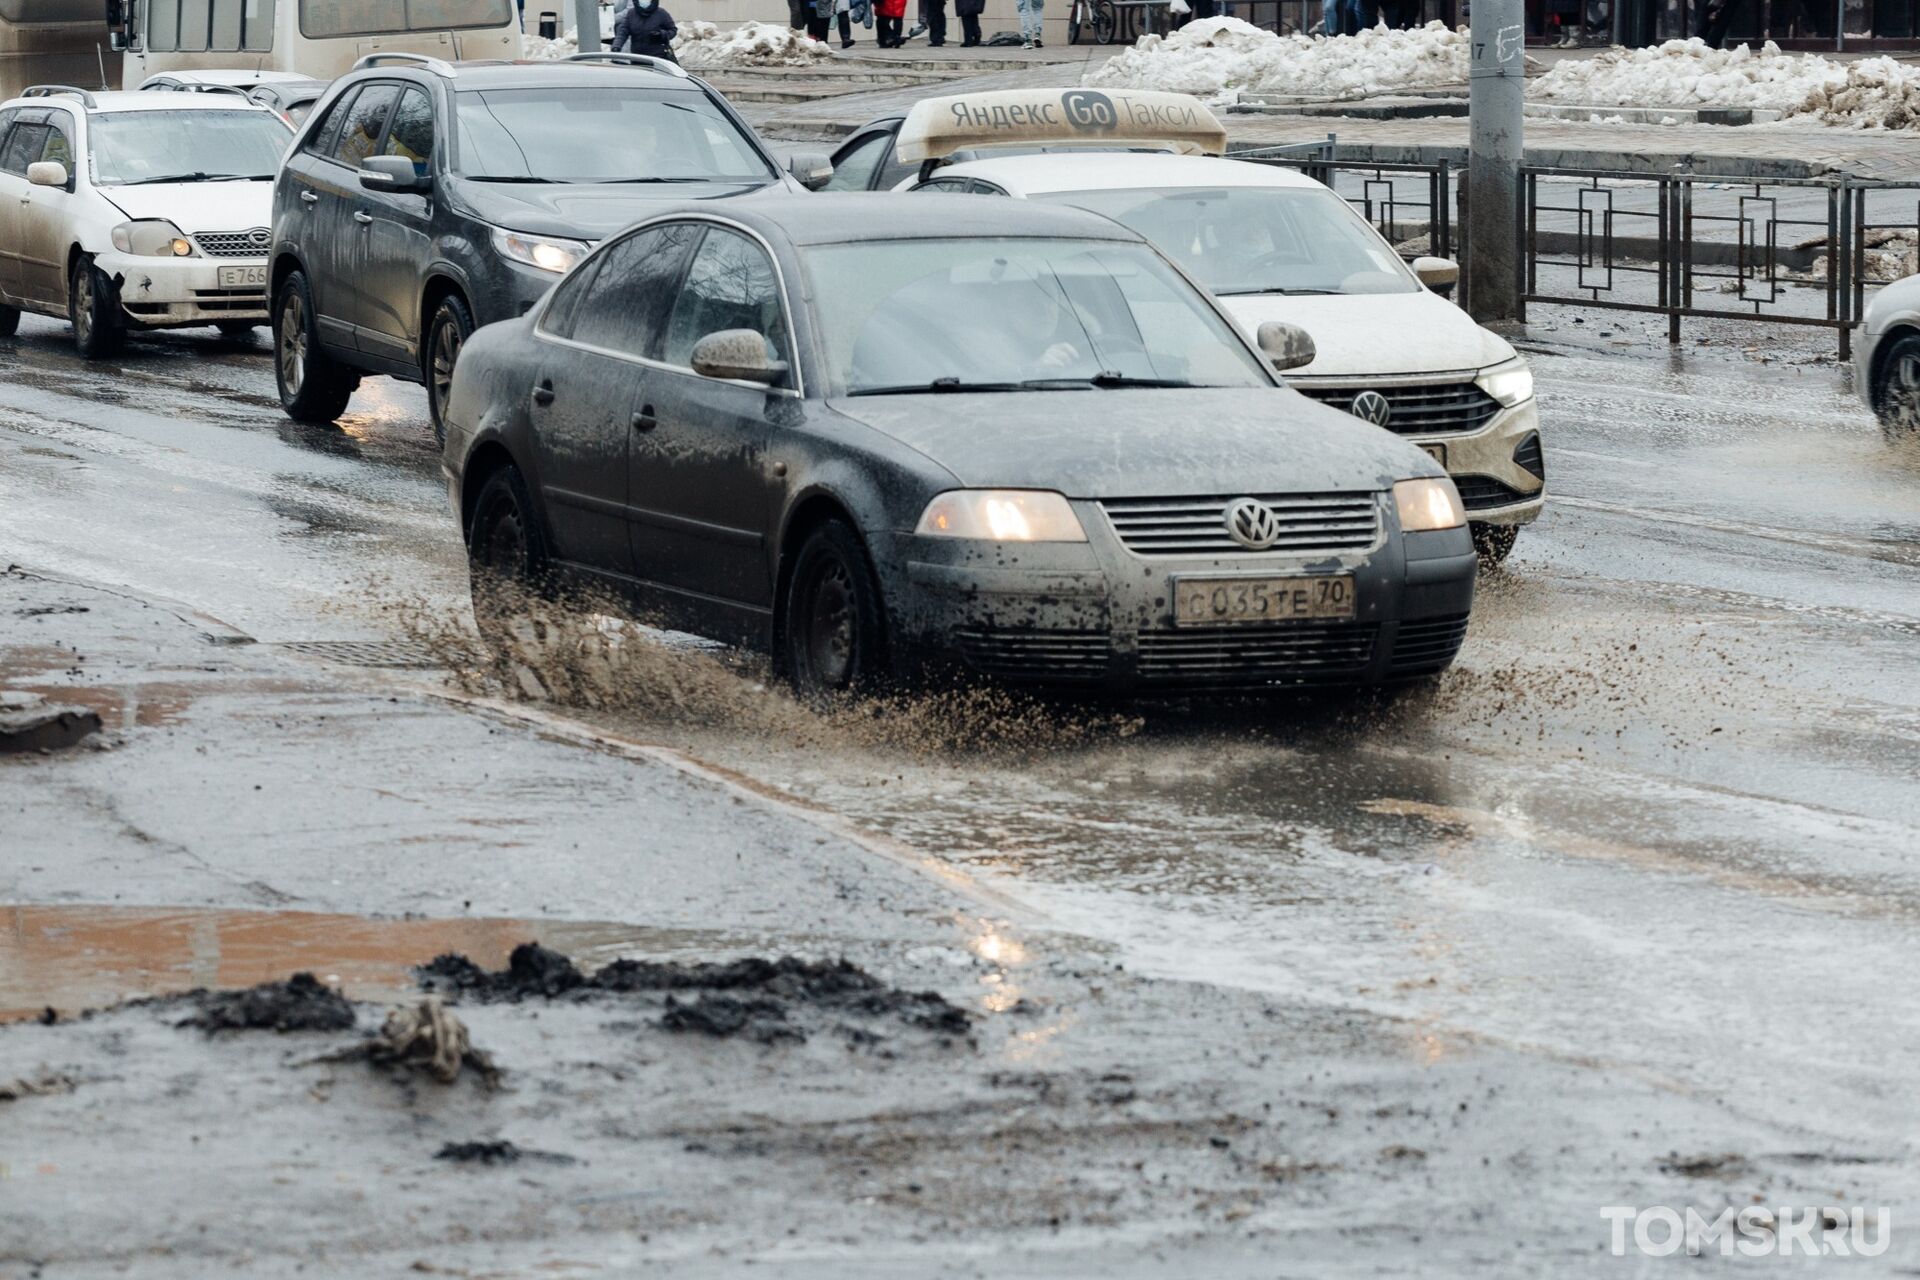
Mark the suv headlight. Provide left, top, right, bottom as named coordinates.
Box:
left=1393, top=478, right=1466, bottom=532
left=915, top=490, right=1087, bottom=542
left=1475, top=356, right=1533, bottom=407
left=111, top=219, right=194, bottom=257
left=492, top=228, right=590, bottom=274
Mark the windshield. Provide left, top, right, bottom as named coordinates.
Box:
left=89, top=110, right=292, bottom=186
left=1033, top=185, right=1419, bottom=297
left=454, top=88, right=775, bottom=184
left=805, top=238, right=1273, bottom=395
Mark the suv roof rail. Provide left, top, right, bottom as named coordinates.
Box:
left=22, top=85, right=98, bottom=108
left=564, top=51, right=690, bottom=79
left=349, top=51, right=457, bottom=77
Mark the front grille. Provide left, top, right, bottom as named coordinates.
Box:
left=1135, top=622, right=1377, bottom=685
left=1100, top=493, right=1379, bottom=558
left=954, top=627, right=1109, bottom=681
left=1295, top=381, right=1502, bottom=437
left=1452, top=475, right=1529, bottom=511
left=192, top=229, right=271, bottom=259
left=1391, top=614, right=1469, bottom=675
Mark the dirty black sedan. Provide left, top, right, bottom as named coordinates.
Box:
left=441, top=195, right=1476, bottom=696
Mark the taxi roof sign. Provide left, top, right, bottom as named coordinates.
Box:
left=894, top=88, right=1228, bottom=165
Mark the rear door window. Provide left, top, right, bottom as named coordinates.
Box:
left=567, top=222, right=703, bottom=357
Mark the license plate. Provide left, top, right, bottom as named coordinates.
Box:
left=1419, top=443, right=1447, bottom=467
left=217, top=265, right=268, bottom=289
left=1172, top=574, right=1357, bottom=627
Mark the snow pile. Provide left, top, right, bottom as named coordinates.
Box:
left=1532, top=38, right=1847, bottom=109
left=1794, top=56, right=1920, bottom=129
left=1087, top=18, right=1472, bottom=103
left=673, top=20, right=833, bottom=67
left=522, top=30, right=580, bottom=59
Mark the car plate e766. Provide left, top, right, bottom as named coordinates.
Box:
left=217, top=265, right=268, bottom=289
left=1171, top=574, right=1357, bottom=627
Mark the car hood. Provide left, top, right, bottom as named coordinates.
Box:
left=450, top=176, right=785, bottom=240
left=827, top=388, right=1440, bottom=500
left=1219, top=289, right=1514, bottom=377
left=99, top=181, right=276, bottom=232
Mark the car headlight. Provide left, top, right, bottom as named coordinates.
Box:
left=1475, top=357, right=1533, bottom=407
left=492, top=228, right=590, bottom=275
left=914, top=490, right=1087, bottom=542
left=110, top=219, right=194, bottom=257
left=1393, top=477, right=1466, bottom=532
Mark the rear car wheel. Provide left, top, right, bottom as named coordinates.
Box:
left=1471, top=522, right=1518, bottom=567
left=1872, top=330, right=1920, bottom=440
left=425, top=294, right=473, bottom=446
left=783, top=519, right=889, bottom=703
left=0, top=302, right=19, bottom=338
left=69, top=255, right=124, bottom=359
left=274, top=270, right=357, bottom=424
left=466, top=464, right=551, bottom=645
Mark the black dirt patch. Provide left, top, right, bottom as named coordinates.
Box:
left=435, top=1140, right=577, bottom=1166
left=178, top=972, right=356, bottom=1034
left=420, top=947, right=971, bottom=1041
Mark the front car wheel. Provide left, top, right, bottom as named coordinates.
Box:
left=274, top=271, right=357, bottom=424
left=1872, top=330, right=1920, bottom=440
left=782, top=519, right=890, bottom=703
left=466, top=463, right=551, bottom=646
left=425, top=294, right=474, bottom=446
left=69, top=255, right=124, bottom=358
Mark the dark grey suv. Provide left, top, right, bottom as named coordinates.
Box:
left=268, top=53, right=829, bottom=438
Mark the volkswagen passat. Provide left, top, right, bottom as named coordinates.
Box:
left=441, top=195, right=1477, bottom=697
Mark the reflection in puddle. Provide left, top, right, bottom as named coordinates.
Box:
left=0, top=905, right=734, bottom=1022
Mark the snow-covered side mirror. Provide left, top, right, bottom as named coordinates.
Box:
left=1413, top=256, right=1459, bottom=294
left=1257, top=320, right=1316, bottom=373
left=787, top=152, right=834, bottom=191
left=28, top=161, right=69, bottom=189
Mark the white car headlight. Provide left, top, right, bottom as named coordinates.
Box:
left=1393, top=477, right=1466, bottom=532
left=1475, top=357, right=1534, bottom=407
left=492, top=228, right=590, bottom=275
left=914, top=490, right=1087, bottom=542
left=111, top=219, right=194, bottom=257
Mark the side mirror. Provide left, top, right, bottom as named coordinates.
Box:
left=359, top=154, right=430, bottom=194
left=27, top=161, right=69, bottom=189
left=690, top=329, right=789, bottom=386
left=1256, top=320, right=1316, bottom=373
left=1412, top=256, right=1459, bottom=294
left=787, top=152, right=833, bottom=192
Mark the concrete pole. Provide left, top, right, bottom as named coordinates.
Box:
left=575, top=0, right=603, bottom=51
left=1466, top=0, right=1525, bottom=322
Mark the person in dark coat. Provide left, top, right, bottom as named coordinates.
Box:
left=920, top=0, right=948, bottom=43
left=614, top=0, right=678, bottom=58
left=955, top=0, right=984, bottom=43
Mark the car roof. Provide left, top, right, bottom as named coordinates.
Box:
left=4, top=89, right=282, bottom=115
left=645, top=192, right=1148, bottom=247
left=931, top=152, right=1327, bottom=195
left=431, top=60, right=709, bottom=92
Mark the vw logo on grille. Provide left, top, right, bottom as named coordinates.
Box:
left=1224, top=497, right=1283, bottom=551
left=1349, top=389, right=1393, bottom=426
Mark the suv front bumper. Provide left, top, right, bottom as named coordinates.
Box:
left=99, top=252, right=270, bottom=328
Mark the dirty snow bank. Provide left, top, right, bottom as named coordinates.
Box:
left=674, top=19, right=834, bottom=67
left=1532, top=39, right=1848, bottom=108
left=1087, top=18, right=1471, bottom=103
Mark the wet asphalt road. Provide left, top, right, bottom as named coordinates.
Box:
left=3, top=307, right=1918, bottom=1224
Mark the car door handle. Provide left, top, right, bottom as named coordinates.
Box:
left=532, top=380, right=555, bottom=407
left=299, top=190, right=319, bottom=205
left=353, top=210, right=373, bottom=225
left=631, top=406, right=656, bottom=433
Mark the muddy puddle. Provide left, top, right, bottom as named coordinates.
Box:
left=0, top=905, right=748, bottom=1023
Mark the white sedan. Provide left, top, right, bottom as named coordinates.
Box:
left=1854, top=272, right=1920, bottom=436
left=0, top=86, right=292, bottom=355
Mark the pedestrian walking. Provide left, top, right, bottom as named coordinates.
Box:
left=955, top=0, right=984, bottom=42
left=613, top=0, right=678, bottom=58
left=1016, top=0, right=1044, bottom=46
left=876, top=0, right=908, bottom=46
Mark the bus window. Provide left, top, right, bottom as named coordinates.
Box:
left=301, top=0, right=512, bottom=37
left=147, top=0, right=180, bottom=50
left=210, top=0, right=239, bottom=48
left=178, top=0, right=208, bottom=49
left=244, top=0, right=272, bottom=49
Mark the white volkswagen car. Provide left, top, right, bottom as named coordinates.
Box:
left=892, top=89, right=1545, bottom=563
left=0, top=86, right=293, bottom=356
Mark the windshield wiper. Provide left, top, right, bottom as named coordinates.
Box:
left=600, top=176, right=739, bottom=184
left=1214, top=286, right=1341, bottom=297
left=1087, top=372, right=1199, bottom=389
left=468, top=175, right=567, bottom=184
left=117, top=172, right=265, bottom=185
left=849, top=377, right=1028, bottom=396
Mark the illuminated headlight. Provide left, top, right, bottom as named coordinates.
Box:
left=1393, top=477, right=1466, bottom=532
left=110, top=220, right=194, bottom=257
left=1475, top=357, right=1534, bottom=407
left=914, top=490, right=1087, bottom=542
left=492, top=228, right=590, bottom=274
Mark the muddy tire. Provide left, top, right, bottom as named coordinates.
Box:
left=782, top=519, right=889, bottom=704
left=466, top=463, right=550, bottom=645
left=0, top=302, right=19, bottom=338
left=1471, top=522, right=1518, bottom=567
left=274, top=270, right=357, bottom=424
left=424, top=293, right=473, bottom=446
left=69, top=255, right=124, bottom=359
left=1872, top=330, right=1920, bottom=440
